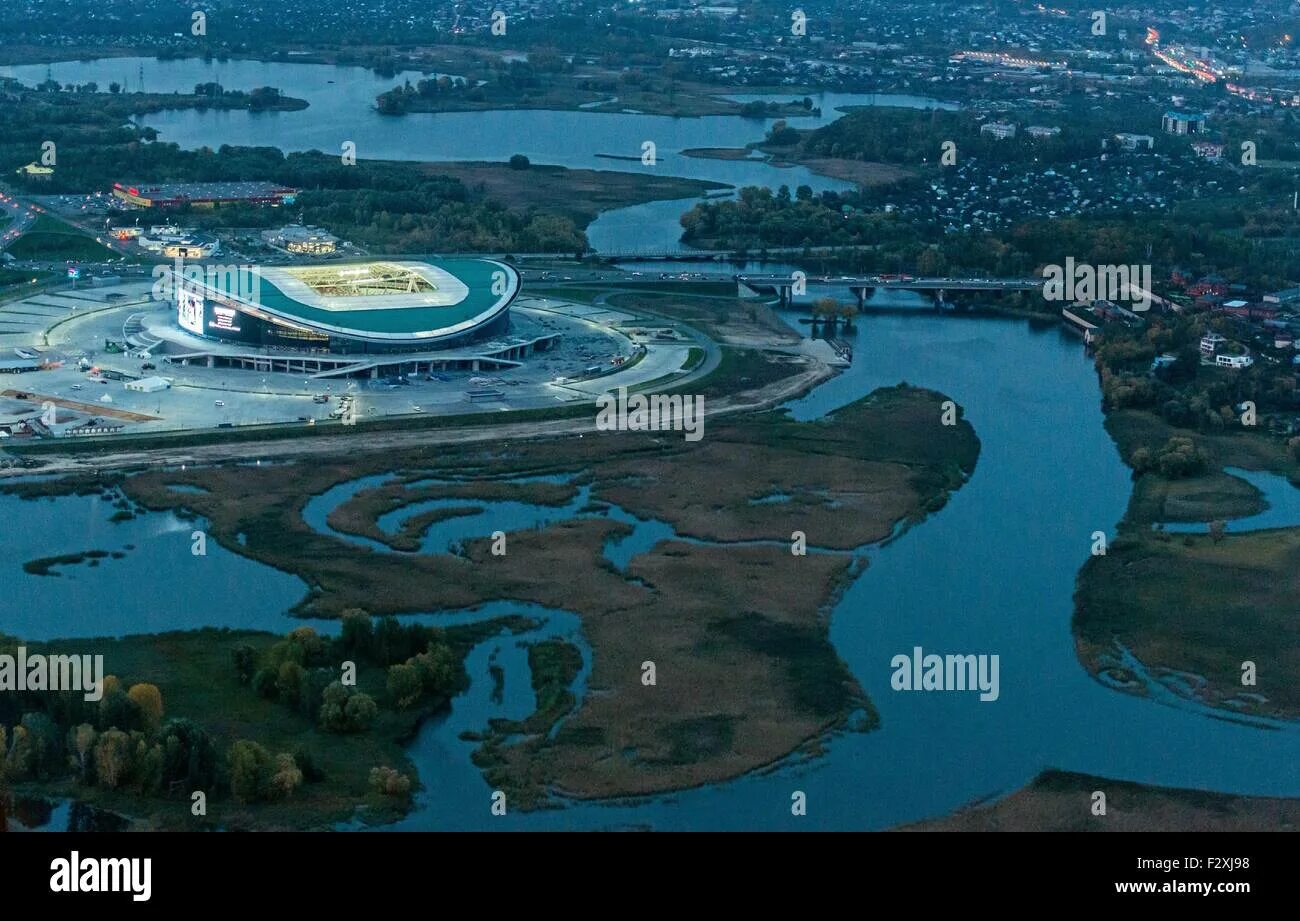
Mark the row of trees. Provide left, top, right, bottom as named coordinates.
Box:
left=679, top=184, right=911, bottom=250
left=376, top=57, right=574, bottom=114
left=0, top=675, right=223, bottom=798
left=799, top=107, right=1103, bottom=168
left=190, top=83, right=291, bottom=110
left=682, top=189, right=1298, bottom=298
left=741, top=98, right=818, bottom=119
left=811, top=296, right=857, bottom=325
left=0, top=680, right=290, bottom=805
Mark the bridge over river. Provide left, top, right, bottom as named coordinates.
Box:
left=737, top=273, right=1044, bottom=308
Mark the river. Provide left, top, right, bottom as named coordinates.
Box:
left=0, top=486, right=310, bottom=640
left=0, top=57, right=955, bottom=253
left=372, top=305, right=1300, bottom=830
left=2, top=58, right=1297, bottom=830
left=10, top=296, right=1297, bottom=830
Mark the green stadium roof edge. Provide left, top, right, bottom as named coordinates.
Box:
left=182, top=258, right=519, bottom=343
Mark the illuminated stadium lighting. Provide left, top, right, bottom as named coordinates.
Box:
left=170, top=259, right=519, bottom=354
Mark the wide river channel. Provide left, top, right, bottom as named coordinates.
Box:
left=1, top=58, right=1297, bottom=829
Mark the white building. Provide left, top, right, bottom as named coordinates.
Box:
left=1113, top=133, right=1154, bottom=151
left=1200, top=332, right=1226, bottom=354
left=980, top=121, right=1017, bottom=140
left=124, top=376, right=171, bottom=393
left=137, top=225, right=190, bottom=251
left=162, top=239, right=220, bottom=259
left=262, top=225, right=340, bottom=255
left=139, top=226, right=219, bottom=258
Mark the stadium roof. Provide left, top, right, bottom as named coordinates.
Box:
left=184, top=259, right=518, bottom=342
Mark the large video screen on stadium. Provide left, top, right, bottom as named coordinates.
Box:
left=199, top=301, right=261, bottom=345
left=177, top=290, right=205, bottom=335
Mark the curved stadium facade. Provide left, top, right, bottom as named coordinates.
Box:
left=173, top=259, right=520, bottom=354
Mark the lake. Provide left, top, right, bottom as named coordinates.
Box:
left=0, top=57, right=956, bottom=252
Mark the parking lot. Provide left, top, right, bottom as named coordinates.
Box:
left=0, top=280, right=714, bottom=439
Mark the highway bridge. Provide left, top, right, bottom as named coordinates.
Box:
left=735, top=273, right=1043, bottom=307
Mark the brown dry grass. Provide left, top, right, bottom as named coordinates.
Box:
left=901, top=770, right=1300, bottom=831
left=414, top=161, right=725, bottom=226
left=790, top=157, right=915, bottom=187
left=326, top=478, right=578, bottom=550
left=1075, top=407, right=1300, bottom=720
left=118, top=385, right=978, bottom=802
left=595, top=441, right=916, bottom=548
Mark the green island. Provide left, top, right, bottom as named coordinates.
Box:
left=0, top=617, right=529, bottom=830
left=0, top=75, right=306, bottom=114
left=1074, top=419, right=1300, bottom=722
left=406, top=160, right=727, bottom=232
left=1, top=384, right=979, bottom=826
left=373, top=56, right=820, bottom=118
left=22, top=549, right=126, bottom=577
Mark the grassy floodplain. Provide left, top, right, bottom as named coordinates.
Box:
left=1074, top=410, right=1300, bottom=721
left=3, top=385, right=978, bottom=823
left=410, top=160, right=727, bottom=231
left=903, top=770, right=1300, bottom=832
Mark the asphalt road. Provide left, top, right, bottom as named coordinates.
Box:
left=0, top=189, right=38, bottom=252
left=0, top=356, right=831, bottom=478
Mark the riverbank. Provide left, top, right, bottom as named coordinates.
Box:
left=682, top=143, right=915, bottom=187
left=773, top=156, right=915, bottom=187
left=376, top=73, right=817, bottom=119
left=410, top=160, right=727, bottom=230
left=901, top=769, right=1300, bottom=831
left=1074, top=408, right=1300, bottom=721
left=682, top=147, right=759, bottom=161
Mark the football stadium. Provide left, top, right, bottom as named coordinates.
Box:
left=171, top=259, right=520, bottom=355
